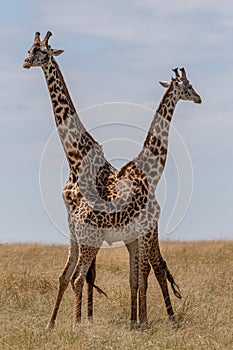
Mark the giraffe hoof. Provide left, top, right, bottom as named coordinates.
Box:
left=139, top=321, right=149, bottom=331
left=45, top=322, right=55, bottom=331
left=169, top=315, right=180, bottom=328
left=169, top=314, right=176, bottom=322
left=130, top=321, right=139, bottom=330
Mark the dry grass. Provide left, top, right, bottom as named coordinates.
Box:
left=0, top=241, right=232, bottom=349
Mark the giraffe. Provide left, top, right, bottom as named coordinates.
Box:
left=23, top=32, right=202, bottom=330
left=23, top=31, right=107, bottom=327
left=124, top=67, right=202, bottom=328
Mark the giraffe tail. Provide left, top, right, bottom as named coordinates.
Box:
left=85, top=273, right=108, bottom=298
left=166, top=269, right=182, bottom=299
left=92, top=283, right=108, bottom=298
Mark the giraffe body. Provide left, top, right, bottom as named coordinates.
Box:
left=23, top=32, right=201, bottom=329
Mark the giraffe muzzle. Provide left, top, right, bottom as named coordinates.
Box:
left=194, top=95, right=202, bottom=104
left=23, top=60, right=31, bottom=69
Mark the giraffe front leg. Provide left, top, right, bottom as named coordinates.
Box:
left=46, top=241, right=79, bottom=330
left=126, top=240, right=139, bottom=329
left=127, top=240, right=151, bottom=330
left=138, top=237, right=150, bottom=330
left=71, top=246, right=99, bottom=327
left=138, top=262, right=151, bottom=330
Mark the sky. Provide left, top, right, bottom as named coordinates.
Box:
left=1, top=0, right=233, bottom=244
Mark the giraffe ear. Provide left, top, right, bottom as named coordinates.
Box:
left=52, top=49, right=64, bottom=56
left=159, top=81, right=170, bottom=88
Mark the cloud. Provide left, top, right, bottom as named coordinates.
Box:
left=31, top=0, right=233, bottom=48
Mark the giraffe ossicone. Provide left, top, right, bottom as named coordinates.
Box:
left=23, top=31, right=201, bottom=330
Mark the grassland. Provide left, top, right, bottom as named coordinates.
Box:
left=0, top=241, right=232, bottom=349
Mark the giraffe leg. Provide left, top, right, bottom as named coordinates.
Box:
left=149, top=228, right=177, bottom=321
left=46, top=241, right=79, bottom=330
left=86, top=258, right=96, bottom=320
left=126, top=240, right=139, bottom=328
left=152, top=257, right=175, bottom=320
left=126, top=240, right=151, bottom=329
left=71, top=245, right=99, bottom=326
left=138, top=235, right=151, bottom=330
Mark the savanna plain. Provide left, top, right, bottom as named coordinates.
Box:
left=0, top=241, right=232, bottom=350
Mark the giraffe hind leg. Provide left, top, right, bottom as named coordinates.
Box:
left=152, top=259, right=175, bottom=320
left=86, top=257, right=107, bottom=321
left=148, top=225, right=181, bottom=322
left=149, top=242, right=176, bottom=320
left=86, top=258, right=108, bottom=298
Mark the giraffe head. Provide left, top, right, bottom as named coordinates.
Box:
left=23, top=31, right=64, bottom=69
left=159, top=68, right=202, bottom=104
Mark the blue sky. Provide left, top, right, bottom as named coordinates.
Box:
left=1, top=0, right=233, bottom=243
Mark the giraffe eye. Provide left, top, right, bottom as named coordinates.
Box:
left=32, top=47, right=39, bottom=54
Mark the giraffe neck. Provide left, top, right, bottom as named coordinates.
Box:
left=137, top=84, right=178, bottom=188
left=42, top=58, right=98, bottom=174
